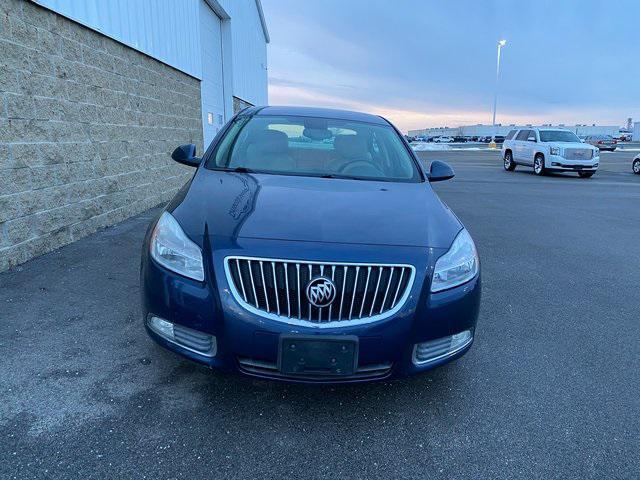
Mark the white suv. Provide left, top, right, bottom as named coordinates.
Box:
left=501, top=128, right=599, bottom=178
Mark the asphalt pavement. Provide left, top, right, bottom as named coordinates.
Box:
left=1, top=149, right=639, bottom=479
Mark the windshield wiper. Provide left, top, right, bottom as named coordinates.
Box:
left=215, top=166, right=256, bottom=173
left=320, top=173, right=363, bottom=180
left=320, top=174, right=389, bottom=182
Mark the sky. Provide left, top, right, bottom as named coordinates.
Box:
left=260, top=0, right=640, bottom=132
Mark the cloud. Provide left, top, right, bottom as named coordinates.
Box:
left=261, top=0, right=640, bottom=131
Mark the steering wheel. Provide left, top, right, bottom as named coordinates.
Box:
left=337, top=160, right=383, bottom=175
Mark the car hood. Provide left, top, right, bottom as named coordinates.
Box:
left=170, top=169, right=462, bottom=249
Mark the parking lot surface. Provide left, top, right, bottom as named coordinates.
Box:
left=1, top=150, right=639, bottom=479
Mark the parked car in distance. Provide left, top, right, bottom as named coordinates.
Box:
left=633, top=154, right=640, bottom=175
left=584, top=135, right=617, bottom=151
left=493, top=135, right=505, bottom=144
left=453, top=136, right=467, bottom=143
left=502, top=128, right=599, bottom=178
left=141, top=106, right=481, bottom=383
left=433, top=136, right=454, bottom=143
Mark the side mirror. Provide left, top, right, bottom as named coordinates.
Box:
left=527, top=137, right=537, bottom=142
left=171, top=144, right=200, bottom=167
left=428, top=160, right=455, bottom=182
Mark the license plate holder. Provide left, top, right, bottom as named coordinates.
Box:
left=278, top=335, right=358, bottom=376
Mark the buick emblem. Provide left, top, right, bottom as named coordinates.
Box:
left=306, top=277, right=337, bottom=308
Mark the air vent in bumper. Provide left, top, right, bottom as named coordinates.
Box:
left=237, top=357, right=392, bottom=381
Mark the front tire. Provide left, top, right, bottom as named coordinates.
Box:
left=503, top=151, right=516, bottom=171
left=633, top=158, right=640, bottom=174
left=578, top=171, right=595, bottom=178
left=533, top=155, right=546, bottom=176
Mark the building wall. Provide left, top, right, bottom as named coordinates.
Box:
left=0, top=0, right=203, bottom=272
left=220, top=0, right=268, bottom=106
left=32, top=0, right=203, bottom=79
left=233, top=95, right=254, bottom=114
left=634, top=122, right=640, bottom=141
left=31, top=0, right=269, bottom=146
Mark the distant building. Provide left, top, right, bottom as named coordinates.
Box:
left=408, top=124, right=620, bottom=138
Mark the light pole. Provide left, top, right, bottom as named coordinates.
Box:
left=492, top=39, right=507, bottom=127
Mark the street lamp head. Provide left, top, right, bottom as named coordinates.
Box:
left=498, top=39, right=507, bottom=46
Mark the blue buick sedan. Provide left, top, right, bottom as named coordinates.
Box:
left=140, top=106, right=480, bottom=383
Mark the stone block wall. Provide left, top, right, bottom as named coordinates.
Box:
left=0, top=0, right=204, bottom=271
left=233, top=95, right=254, bottom=114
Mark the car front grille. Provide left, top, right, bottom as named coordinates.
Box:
left=564, top=148, right=594, bottom=160
left=224, top=256, right=415, bottom=326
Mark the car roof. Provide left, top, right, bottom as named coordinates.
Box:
left=242, top=105, right=390, bottom=126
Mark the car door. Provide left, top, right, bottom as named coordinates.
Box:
left=523, top=130, right=538, bottom=165
left=513, top=130, right=530, bottom=163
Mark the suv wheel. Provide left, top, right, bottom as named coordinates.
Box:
left=503, top=151, right=516, bottom=171
left=633, top=158, right=640, bottom=175
left=578, top=171, right=595, bottom=178
left=533, top=155, right=546, bottom=176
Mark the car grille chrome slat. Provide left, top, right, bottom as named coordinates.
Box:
left=259, top=261, right=270, bottom=313
left=225, top=257, right=415, bottom=327
left=247, top=260, right=258, bottom=308
left=359, top=267, right=372, bottom=319
left=284, top=262, right=291, bottom=317
left=271, top=261, right=280, bottom=316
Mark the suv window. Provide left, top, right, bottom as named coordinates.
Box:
left=505, top=130, right=517, bottom=140
left=539, top=130, right=581, bottom=142
left=515, top=130, right=529, bottom=141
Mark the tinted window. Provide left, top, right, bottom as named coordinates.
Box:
left=539, top=130, right=581, bottom=142
left=505, top=130, right=517, bottom=140
left=515, top=130, right=529, bottom=141
left=207, top=115, right=422, bottom=182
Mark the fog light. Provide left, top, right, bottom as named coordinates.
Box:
left=413, top=330, right=473, bottom=365
left=147, top=315, right=217, bottom=357
left=149, top=315, right=175, bottom=339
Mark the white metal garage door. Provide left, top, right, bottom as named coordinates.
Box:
left=199, top=1, right=225, bottom=149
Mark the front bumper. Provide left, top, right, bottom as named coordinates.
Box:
left=547, top=154, right=598, bottom=171
left=140, top=237, right=481, bottom=383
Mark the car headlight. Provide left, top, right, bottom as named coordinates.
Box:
left=150, top=212, right=204, bottom=281
left=431, top=229, right=479, bottom=292
left=549, top=147, right=561, bottom=156
left=592, top=149, right=598, bottom=158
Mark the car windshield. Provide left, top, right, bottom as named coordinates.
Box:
left=206, top=115, right=422, bottom=182
left=539, top=130, right=581, bottom=143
